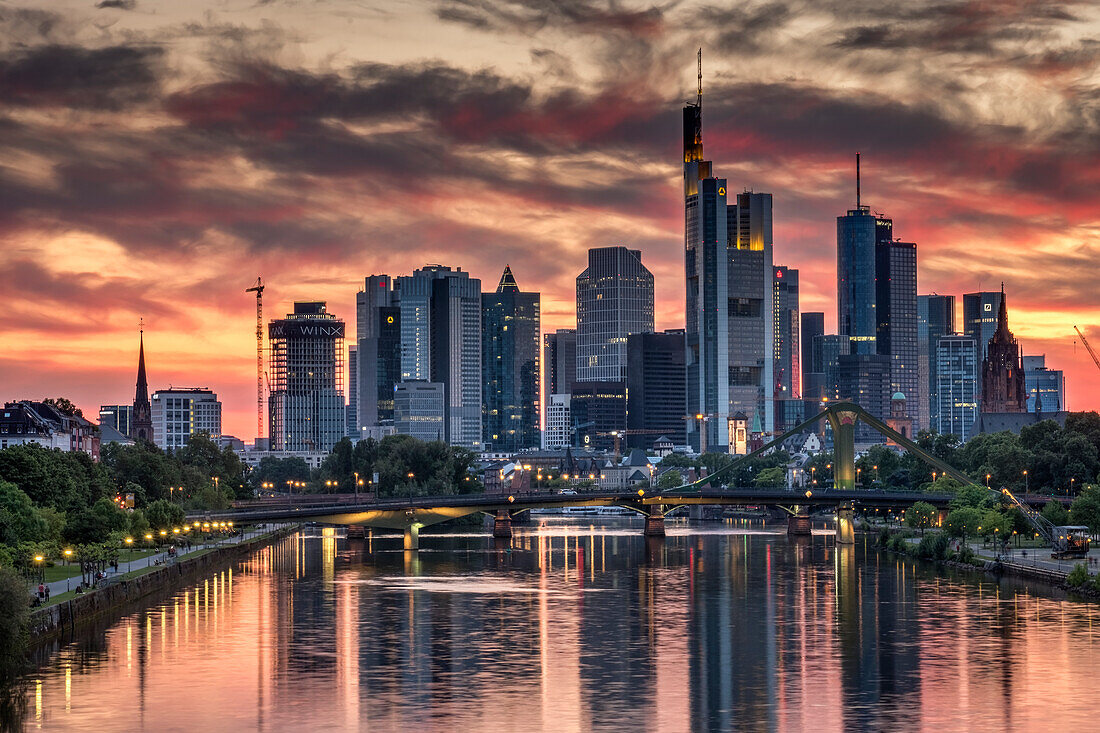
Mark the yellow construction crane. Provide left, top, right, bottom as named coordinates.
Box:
left=246, top=277, right=265, bottom=439
left=1074, top=325, right=1100, bottom=374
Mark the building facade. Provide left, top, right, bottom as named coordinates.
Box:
left=268, top=301, right=346, bottom=452
left=980, top=286, right=1027, bottom=414
left=355, top=275, right=397, bottom=436
left=918, top=294, right=956, bottom=431
left=1023, top=355, right=1065, bottom=413
left=99, top=405, right=132, bottom=437
left=836, top=353, right=892, bottom=444
left=482, top=265, right=540, bottom=452
left=773, top=265, right=800, bottom=399
left=543, top=394, right=571, bottom=450
left=576, top=246, right=654, bottom=382
left=393, top=381, right=445, bottom=443
left=150, top=388, right=222, bottom=451
left=800, top=312, right=825, bottom=401
left=626, top=330, right=687, bottom=448
left=544, top=328, right=576, bottom=400
left=570, top=381, right=627, bottom=451
left=934, top=335, right=978, bottom=441
left=0, top=401, right=99, bottom=458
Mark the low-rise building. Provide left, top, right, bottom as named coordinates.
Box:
left=0, top=401, right=100, bottom=459
left=151, top=388, right=222, bottom=451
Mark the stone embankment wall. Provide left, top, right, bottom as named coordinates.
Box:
left=29, top=526, right=297, bottom=644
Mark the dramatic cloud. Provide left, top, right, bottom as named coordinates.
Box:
left=2, top=0, right=1099, bottom=437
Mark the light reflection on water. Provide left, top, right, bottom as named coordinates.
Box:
left=20, top=519, right=1100, bottom=732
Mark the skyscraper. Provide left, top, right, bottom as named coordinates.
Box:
left=684, top=60, right=773, bottom=450
left=543, top=394, right=571, bottom=450
left=800, top=312, right=824, bottom=400
left=1023, top=355, right=1065, bottom=413
left=773, top=265, right=800, bottom=399
left=268, top=302, right=345, bottom=451
left=576, top=246, right=654, bottom=382
left=836, top=353, right=892, bottom=444
left=355, top=275, right=397, bottom=437
left=918, top=294, right=956, bottom=430
left=482, top=265, right=540, bottom=452
left=626, top=330, right=687, bottom=448
left=934, top=335, right=978, bottom=441
left=151, top=388, right=221, bottom=450
left=876, top=240, right=918, bottom=410
left=393, top=381, right=445, bottom=442
left=543, top=329, right=576, bottom=401
left=980, top=286, right=1027, bottom=414
left=963, top=291, right=1003, bottom=364
left=131, top=331, right=153, bottom=443
left=347, top=343, right=358, bottom=437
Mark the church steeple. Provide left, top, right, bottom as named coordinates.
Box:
left=980, top=284, right=1027, bottom=414
left=131, top=326, right=154, bottom=442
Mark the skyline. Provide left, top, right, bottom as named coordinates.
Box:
left=3, top=0, right=1100, bottom=439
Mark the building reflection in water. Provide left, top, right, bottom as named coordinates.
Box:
left=22, top=520, right=1100, bottom=731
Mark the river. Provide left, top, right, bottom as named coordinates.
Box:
left=14, top=518, right=1100, bottom=731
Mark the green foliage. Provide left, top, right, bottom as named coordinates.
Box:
left=128, top=509, right=150, bottom=539
left=1069, top=485, right=1100, bottom=533
left=175, top=433, right=249, bottom=498
left=0, top=443, right=112, bottom=513
left=916, top=532, right=951, bottom=561
left=42, top=397, right=83, bottom=417
left=1066, top=563, right=1090, bottom=588
left=979, top=509, right=1014, bottom=541
left=0, top=566, right=29, bottom=684
left=253, top=456, right=311, bottom=492
left=946, top=506, right=983, bottom=540
left=0, top=481, right=49, bottom=545
left=144, top=500, right=185, bottom=530
left=63, top=497, right=128, bottom=545
left=100, top=441, right=182, bottom=503
left=905, top=501, right=938, bottom=534
left=948, top=483, right=994, bottom=510
left=656, top=469, right=683, bottom=489
left=753, top=466, right=786, bottom=488
left=1041, top=500, right=1070, bottom=527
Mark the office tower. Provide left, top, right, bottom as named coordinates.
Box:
left=570, top=381, right=627, bottom=452
left=150, top=388, right=221, bottom=450
left=684, top=66, right=775, bottom=451
left=544, top=394, right=571, bottom=449
left=395, top=265, right=483, bottom=449
left=131, top=331, right=153, bottom=442
left=876, top=240, right=918, bottom=412
left=963, top=291, right=1003, bottom=363
left=355, top=275, right=397, bottom=436
left=836, top=353, right=891, bottom=444
left=576, top=246, right=654, bottom=382
left=836, top=155, right=917, bottom=423
left=934, top=335, right=978, bottom=441
left=544, top=329, right=576, bottom=402
left=918, top=295, right=956, bottom=431
left=347, top=344, right=358, bottom=437
left=393, top=381, right=445, bottom=442
left=99, top=405, right=132, bottom=437
left=980, top=286, right=1027, bottom=414
left=1023, top=355, right=1065, bottom=412
left=268, top=301, right=345, bottom=451
left=482, top=265, right=541, bottom=452
left=626, top=330, right=687, bottom=448
left=815, top=334, right=851, bottom=400
left=773, top=265, right=800, bottom=399
left=800, top=312, right=825, bottom=400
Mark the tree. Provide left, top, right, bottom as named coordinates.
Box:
left=0, top=566, right=29, bottom=685
left=145, top=499, right=185, bottom=530
left=1070, top=486, right=1100, bottom=533
left=656, top=469, right=683, bottom=490
left=948, top=482, right=994, bottom=510
left=1041, top=500, right=1069, bottom=527
left=42, top=397, right=83, bottom=418
left=753, top=466, right=786, bottom=488
left=945, top=506, right=983, bottom=542
left=0, top=481, right=49, bottom=545
left=906, top=501, right=937, bottom=535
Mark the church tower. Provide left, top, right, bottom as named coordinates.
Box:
left=980, top=284, right=1027, bottom=413
left=131, top=329, right=154, bottom=442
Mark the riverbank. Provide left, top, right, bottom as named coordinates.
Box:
left=27, top=524, right=298, bottom=646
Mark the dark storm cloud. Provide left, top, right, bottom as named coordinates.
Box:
left=432, top=0, right=670, bottom=35
left=0, top=44, right=162, bottom=109
left=96, top=0, right=137, bottom=9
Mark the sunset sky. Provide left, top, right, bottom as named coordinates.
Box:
left=3, top=0, right=1100, bottom=440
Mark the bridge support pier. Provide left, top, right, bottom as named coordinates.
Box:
left=493, top=510, right=513, bottom=539
left=787, top=509, right=812, bottom=536
left=404, top=524, right=420, bottom=551
left=643, top=508, right=666, bottom=538
left=836, top=505, right=856, bottom=545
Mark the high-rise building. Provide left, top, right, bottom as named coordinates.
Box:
left=836, top=353, right=891, bottom=444
left=395, top=265, right=483, bottom=449
left=815, top=333, right=851, bottom=401
left=626, top=330, right=687, bottom=448
left=576, top=246, right=654, bottom=382
left=1023, top=355, right=1065, bottom=413
left=393, top=381, right=445, bottom=442
left=980, top=286, right=1027, bottom=414
left=571, top=381, right=627, bottom=452
left=347, top=344, right=358, bottom=438
left=773, top=266, right=800, bottom=399
left=268, top=301, right=345, bottom=451
left=482, top=265, right=540, bottom=452
left=150, top=388, right=221, bottom=451
left=131, top=332, right=153, bottom=442
left=544, top=329, right=576, bottom=401
left=355, top=275, right=398, bottom=437
left=683, top=77, right=775, bottom=451
left=543, top=394, right=571, bottom=450
left=99, top=405, right=132, bottom=437
left=934, top=335, right=978, bottom=441
left=800, top=312, right=825, bottom=400
left=836, top=156, right=917, bottom=424
left=963, top=291, right=1003, bottom=364
left=918, top=295, right=956, bottom=431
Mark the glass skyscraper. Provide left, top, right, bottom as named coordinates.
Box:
left=482, top=265, right=540, bottom=452
left=934, top=334, right=978, bottom=441
left=576, top=246, right=654, bottom=382
left=918, top=294, right=956, bottom=431
left=773, top=265, right=800, bottom=399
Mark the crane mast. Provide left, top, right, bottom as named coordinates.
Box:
left=246, top=277, right=265, bottom=440
left=1074, top=325, right=1100, bottom=373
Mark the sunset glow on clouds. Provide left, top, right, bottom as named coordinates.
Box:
left=3, top=0, right=1100, bottom=439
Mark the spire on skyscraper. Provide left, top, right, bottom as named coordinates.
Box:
left=496, top=265, right=519, bottom=293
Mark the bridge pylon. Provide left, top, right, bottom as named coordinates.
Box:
left=643, top=506, right=666, bottom=537
left=493, top=510, right=513, bottom=539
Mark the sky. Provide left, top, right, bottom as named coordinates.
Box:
left=2, top=0, right=1100, bottom=440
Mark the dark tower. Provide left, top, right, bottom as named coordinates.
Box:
left=131, top=330, right=154, bottom=442
left=980, top=284, right=1027, bottom=413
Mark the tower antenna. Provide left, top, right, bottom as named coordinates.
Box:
left=856, top=152, right=861, bottom=209
left=245, top=277, right=265, bottom=440
left=697, top=48, right=702, bottom=106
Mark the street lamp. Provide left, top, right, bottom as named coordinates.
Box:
left=986, top=473, right=991, bottom=488
left=1023, top=469, right=1029, bottom=493
left=1070, top=477, right=1076, bottom=496
left=872, top=465, right=878, bottom=485
left=34, top=555, right=44, bottom=584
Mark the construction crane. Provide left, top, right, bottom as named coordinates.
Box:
left=1000, top=485, right=1089, bottom=558
left=1074, top=325, right=1100, bottom=374
left=246, top=277, right=265, bottom=440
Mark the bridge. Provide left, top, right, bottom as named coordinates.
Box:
left=194, top=402, right=1031, bottom=549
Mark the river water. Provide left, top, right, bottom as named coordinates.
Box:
left=16, top=518, right=1100, bottom=731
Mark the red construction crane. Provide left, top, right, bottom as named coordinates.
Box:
left=246, top=277, right=265, bottom=440
left=1074, top=325, right=1100, bottom=374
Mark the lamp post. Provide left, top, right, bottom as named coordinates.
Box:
left=872, top=464, right=878, bottom=486
left=826, top=463, right=832, bottom=488
left=1023, top=469, right=1029, bottom=493
left=856, top=467, right=862, bottom=487
left=986, top=473, right=991, bottom=488
left=1070, top=477, right=1076, bottom=496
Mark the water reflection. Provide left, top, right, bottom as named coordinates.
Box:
left=20, top=520, right=1100, bottom=731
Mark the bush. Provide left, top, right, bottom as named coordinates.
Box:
left=876, top=528, right=891, bottom=548
left=1066, top=563, right=1090, bottom=588
left=955, top=546, right=977, bottom=565
left=917, top=533, right=951, bottom=561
